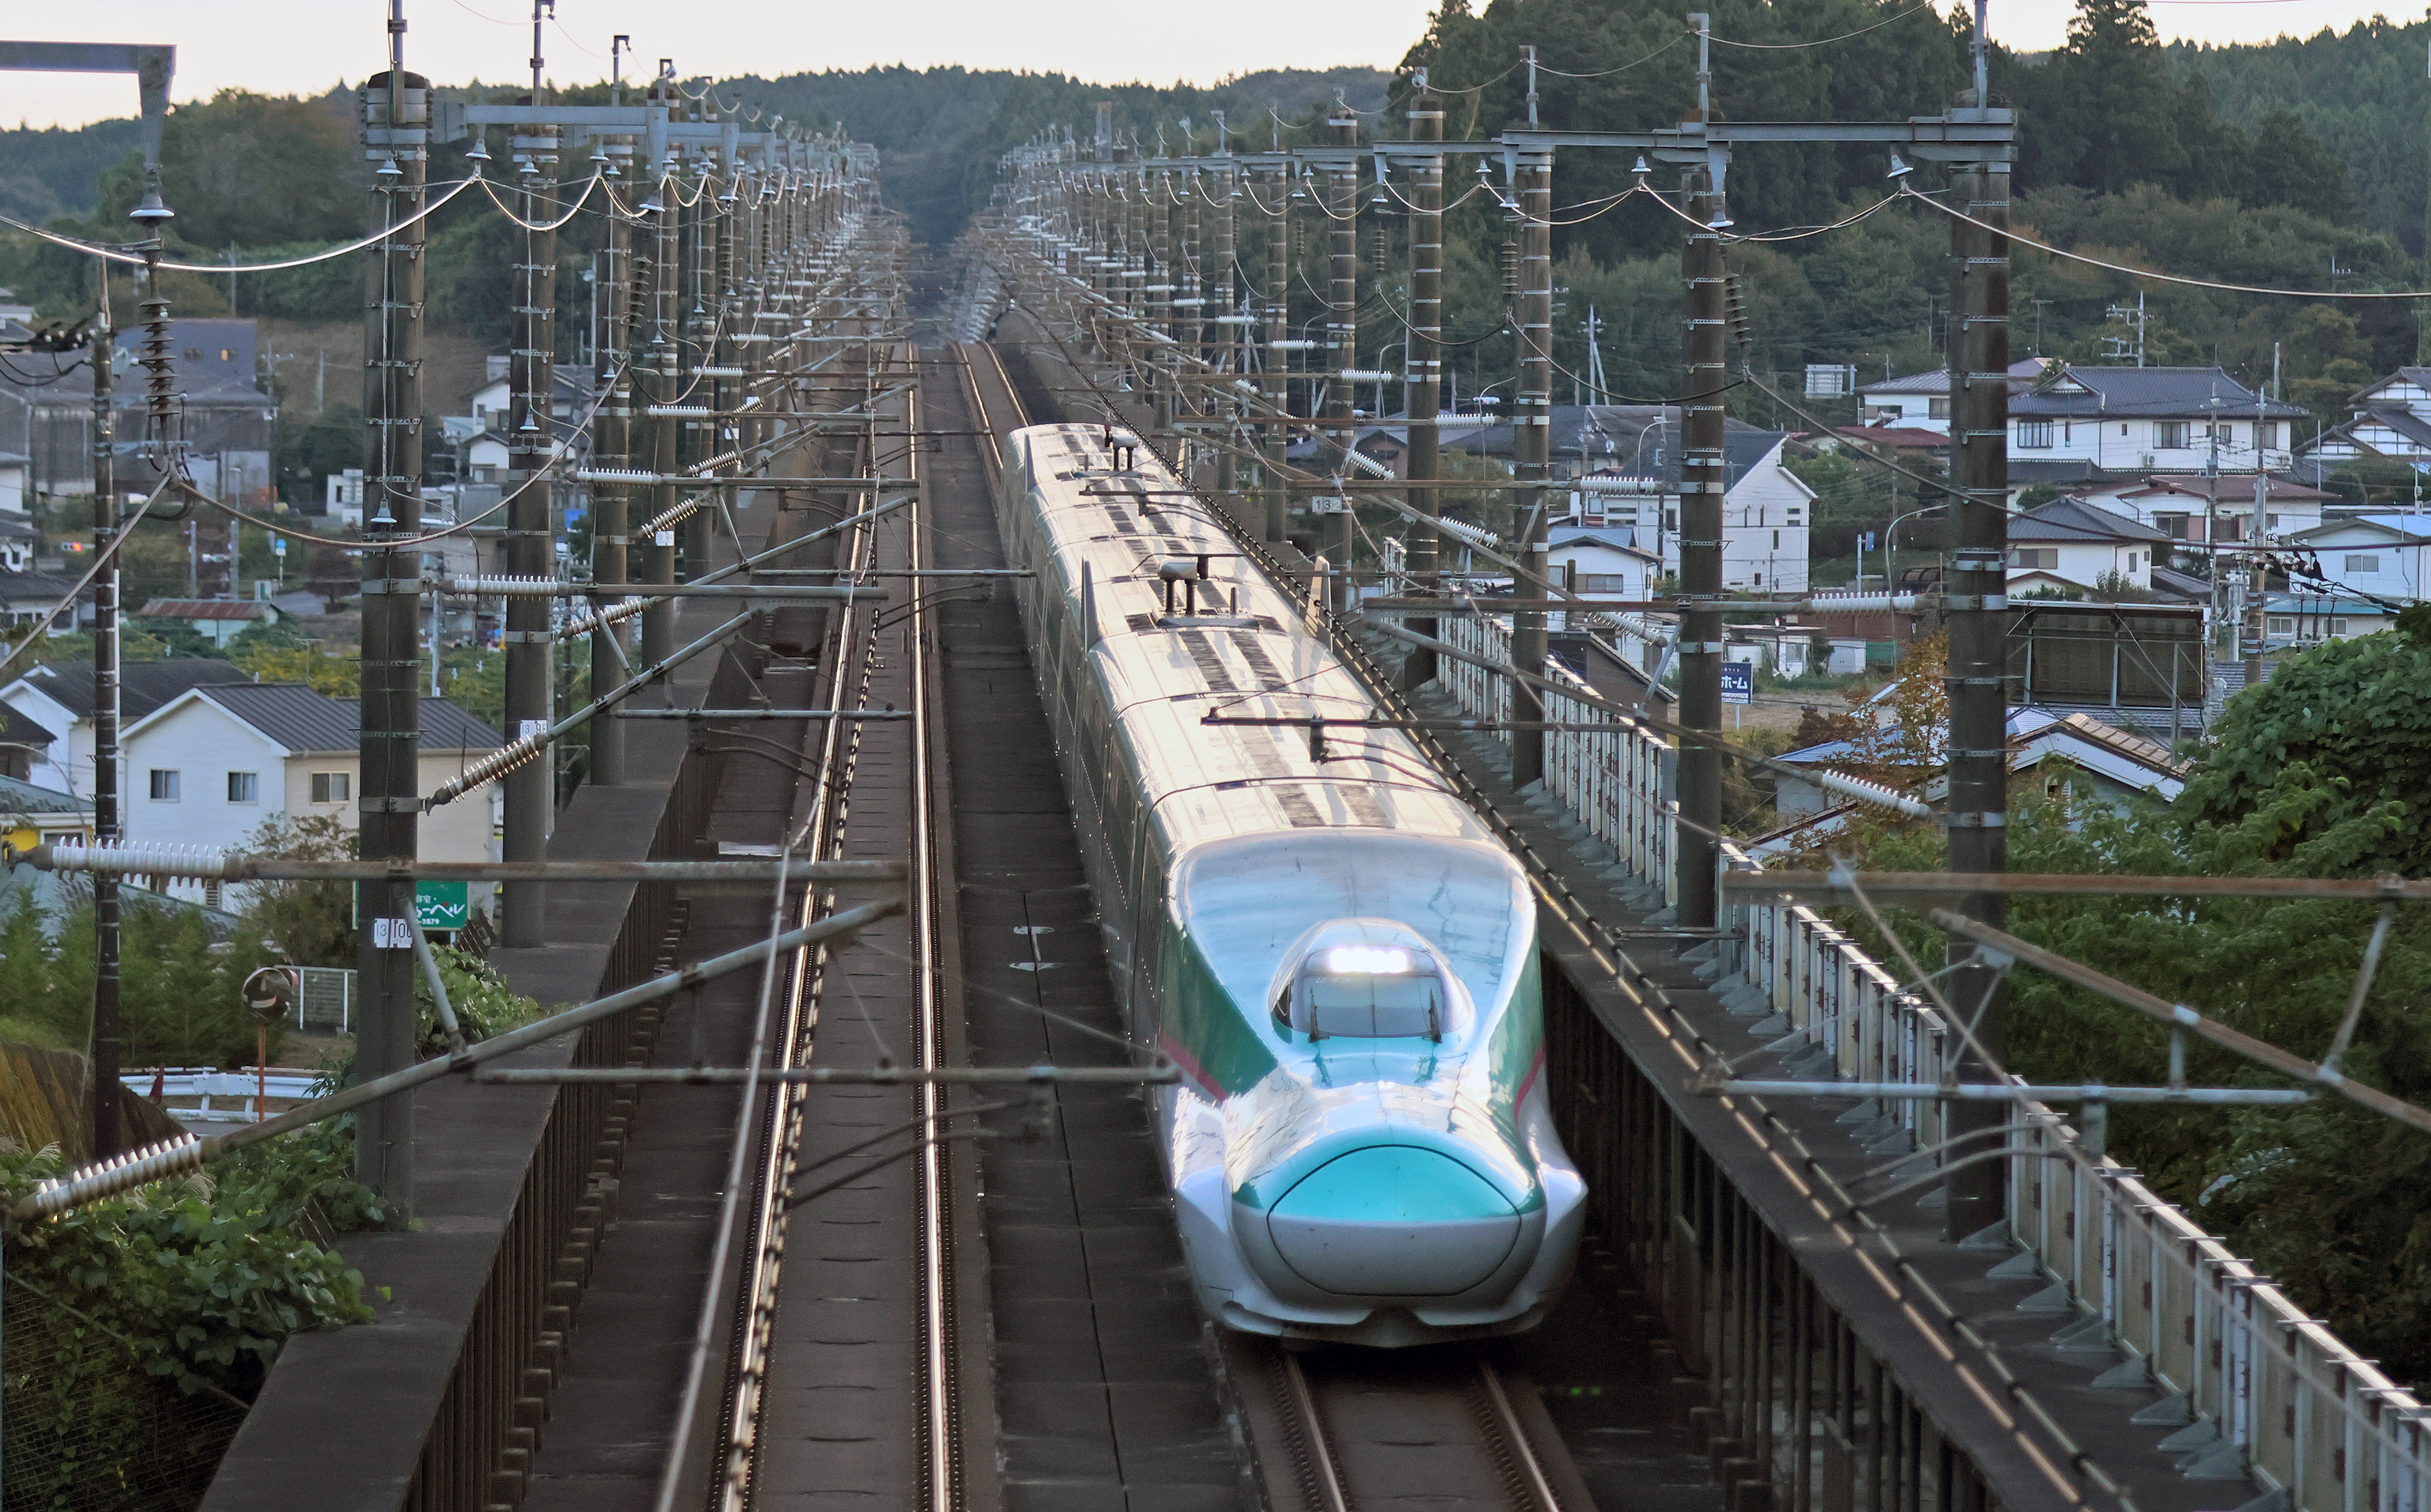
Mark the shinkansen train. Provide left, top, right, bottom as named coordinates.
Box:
left=997, top=422, right=1584, bottom=1347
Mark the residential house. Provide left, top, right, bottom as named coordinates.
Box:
left=0, top=319, right=278, bottom=505
left=2261, top=593, right=2394, bottom=650
left=0, top=772, right=89, bottom=853
left=0, top=566, right=91, bottom=630
left=1859, top=360, right=2302, bottom=482
left=137, top=598, right=278, bottom=648
left=2070, top=474, right=2333, bottom=551
left=0, top=513, right=33, bottom=572
left=121, top=682, right=503, bottom=909
left=1770, top=706, right=2190, bottom=826
left=0, top=451, right=28, bottom=515
left=2007, top=498, right=2165, bottom=592
left=2284, top=513, right=2431, bottom=601
left=1547, top=529, right=1659, bottom=601
left=0, top=659, right=259, bottom=801
left=2303, top=367, right=2431, bottom=471
left=0, top=701, right=56, bottom=782
left=1440, top=405, right=1815, bottom=592
left=452, top=358, right=594, bottom=525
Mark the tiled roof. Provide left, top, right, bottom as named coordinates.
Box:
left=2013, top=365, right=2306, bottom=420
left=0, top=772, right=84, bottom=816
left=2011, top=497, right=2169, bottom=544
left=12, top=659, right=254, bottom=721
left=137, top=683, right=506, bottom=755
left=2108, top=474, right=2333, bottom=505
left=138, top=598, right=274, bottom=620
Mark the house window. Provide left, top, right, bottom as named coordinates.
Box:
left=2126, top=552, right=2138, bottom=572
left=1928, top=397, right=1949, bottom=420
left=2012, top=548, right=2058, bottom=570
left=2157, top=514, right=2190, bottom=540
left=2332, top=618, right=2351, bottom=636
left=1786, top=508, right=1801, bottom=524
left=1772, top=529, right=1781, bottom=549
left=2269, top=617, right=2295, bottom=635
left=2017, top=420, right=2054, bottom=450
left=2346, top=555, right=2380, bottom=575
left=148, top=769, right=180, bottom=802
left=311, top=771, right=351, bottom=803
left=2156, top=422, right=2191, bottom=449
left=2259, top=422, right=2279, bottom=451
left=227, top=772, right=258, bottom=804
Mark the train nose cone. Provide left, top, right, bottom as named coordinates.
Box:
left=1264, top=1146, right=1522, bottom=1297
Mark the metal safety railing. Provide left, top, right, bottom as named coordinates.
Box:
left=1427, top=612, right=2431, bottom=1512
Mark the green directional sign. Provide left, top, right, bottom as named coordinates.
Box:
left=414, top=880, right=471, bottom=931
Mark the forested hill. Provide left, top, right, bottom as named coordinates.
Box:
left=2167, top=19, right=2430, bottom=256
left=720, top=66, right=1390, bottom=244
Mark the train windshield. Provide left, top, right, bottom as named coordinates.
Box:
left=1283, top=944, right=1448, bottom=1041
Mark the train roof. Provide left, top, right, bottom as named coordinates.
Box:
left=1012, top=422, right=1496, bottom=860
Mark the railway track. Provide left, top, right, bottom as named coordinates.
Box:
left=699, top=329, right=979, bottom=1512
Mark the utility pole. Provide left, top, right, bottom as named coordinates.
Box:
left=1509, top=48, right=1553, bottom=789
left=1941, top=2, right=2013, bottom=1241
left=1324, top=95, right=1359, bottom=610
left=2244, top=384, right=2269, bottom=689
left=1263, top=150, right=1291, bottom=543
left=642, top=73, right=680, bottom=673
left=1208, top=116, right=1239, bottom=512
left=87, top=323, right=120, bottom=1162
left=1403, top=72, right=1444, bottom=689
left=356, top=9, right=427, bottom=1204
left=1675, top=16, right=1726, bottom=929
left=1150, top=165, right=1174, bottom=437
left=502, top=62, right=558, bottom=948
left=590, top=122, right=634, bottom=787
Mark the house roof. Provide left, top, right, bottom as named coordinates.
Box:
left=1856, top=358, right=2047, bottom=398
left=2011, top=497, right=2169, bottom=545
left=2353, top=368, right=2431, bottom=403
left=2103, top=474, right=2334, bottom=506
left=149, top=683, right=505, bottom=755
left=2263, top=593, right=2390, bottom=614
left=0, top=701, right=56, bottom=750
left=0, top=570, right=88, bottom=609
left=2013, top=364, right=2306, bottom=421
left=1777, top=705, right=2188, bottom=798
left=11, top=658, right=254, bottom=722
left=1806, top=425, right=1948, bottom=450
left=2290, top=512, right=2431, bottom=544
left=1548, top=530, right=1659, bottom=562
left=138, top=598, right=274, bottom=621
left=2150, top=565, right=2212, bottom=601
left=1437, top=405, right=1793, bottom=491
left=0, top=772, right=84, bottom=816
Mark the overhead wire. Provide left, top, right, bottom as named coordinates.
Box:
left=1706, top=3, right=1940, bottom=48
left=0, top=175, right=484, bottom=273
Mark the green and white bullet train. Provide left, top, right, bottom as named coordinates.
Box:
left=997, top=422, right=1584, bottom=1347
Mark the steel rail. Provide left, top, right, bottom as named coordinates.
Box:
left=715, top=346, right=891, bottom=1510
left=908, top=364, right=962, bottom=1512
left=1276, top=1350, right=1352, bottom=1512
left=1470, top=1360, right=1567, bottom=1512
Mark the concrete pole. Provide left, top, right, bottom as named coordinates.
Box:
left=355, top=54, right=428, bottom=1202
left=1403, top=77, right=1444, bottom=688
left=1675, top=161, right=1727, bottom=930
left=1263, top=159, right=1291, bottom=544
left=87, top=323, right=120, bottom=1162
left=677, top=133, right=715, bottom=583
left=501, top=115, right=559, bottom=949
left=1509, top=141, right=1554, bottom=788
left=1150, top=169, right=1174, bottom=436
left=589, top=135, right=633, bottom=788
left=1325, top=102, right=1360, bottom=610
left=642, top=105, right=679, bottom=671
left=1943, top=155, right=2013, bottom=1240
left=1210, top=148, right=1239, bottom=506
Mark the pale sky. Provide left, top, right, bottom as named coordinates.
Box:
left=0, top=0, right=2408, bottom=132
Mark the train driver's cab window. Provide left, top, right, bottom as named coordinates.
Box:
left=1276, top=942, right=1447, bottom=1041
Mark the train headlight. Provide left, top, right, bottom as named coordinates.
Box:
left=1321, top=944, right=1412, bottom=976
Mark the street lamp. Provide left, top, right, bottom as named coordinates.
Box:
left=1884, top=501, right=1946, bottom=589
